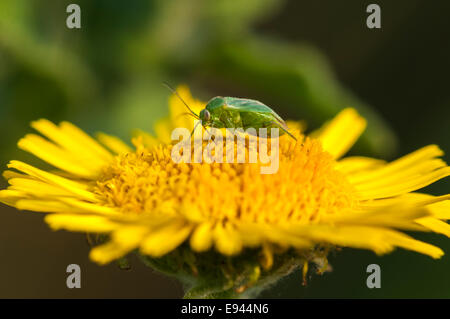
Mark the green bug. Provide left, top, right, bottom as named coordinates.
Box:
left=164, top=83, right=297, bottom=141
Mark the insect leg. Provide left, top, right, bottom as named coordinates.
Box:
left=190, top=121, right=202, bottom=137
left=203, top=126, right=213, bottom=138
left=280, top=127, right=297, bottom=141
left=270, top=122, right=297, bottom=141
left=204, top=126, right=222, bottom=148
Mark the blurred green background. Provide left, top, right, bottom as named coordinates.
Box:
left=0, top=0, right=449, bottom=298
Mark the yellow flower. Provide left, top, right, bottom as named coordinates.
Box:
left=1, top=85, right=450, bottom=269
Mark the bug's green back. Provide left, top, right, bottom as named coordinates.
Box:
left=202, top=96, right=296, bottom=140
left=206, top=97, right=287, bottom=128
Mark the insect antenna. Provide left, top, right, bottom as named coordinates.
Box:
left=162, top=82, right=199, bottom=119
left=176, top=112, right=200, bottom=120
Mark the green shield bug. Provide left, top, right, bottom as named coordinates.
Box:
left=164, top=83, right=297, bottom=141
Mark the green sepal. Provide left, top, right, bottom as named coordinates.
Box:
left=138, top=245, right=316, bottom=299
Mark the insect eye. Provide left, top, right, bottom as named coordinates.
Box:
left=204, top=110, right=211, bottom=121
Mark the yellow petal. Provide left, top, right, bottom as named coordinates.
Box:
left=140, top=222, right=192, bottom=257
left=13, top=198, right=122, bottom=217
left=0, top=189, right=23, bottom=206
left=359, top=193, right=450, bottom=209
left=314, top=108, right=366, bottom=159
left=416, top=217, right=450, bottom=237
left=153, top=118, right=173, bottom=144
left=18, top=134, right=100, bottom=178
left=336, top=156, right=386, bottom=175
left=190, top=222, right=214, bottom=252
left=14, top=199, right=84, bottom=213
left=45, top=214, right=118, bottom=232
left=426, top=199, right=450, bottom=219
left=7, top=161, right=99, bottom=202
left=356, top=166, right=450, bottom=200
left=2, top=170, right=34, bottom=180
left=59, top=121, right=113, bottom=162
left=284, top=224, right=390, bottom=254
left=214, top=223, right=243, bottom=255
left=31, top=119, right=111, bottom=167
left=97, top=133, right=132, bottom=155
left=90, top=242, right=131, bottom=265
left=349, top=145, right=444, bottom=185
left=58, top=197, right=123, bottom=217
left=284, top=224, right=443, bottom=259
left=354, top=159, right=447, bottom=191
left=238, top=223, right=311, bottom=249
left=325, top=205, right=428, bottom=231
left=384, top=230, right=443, bottom=259
left=132, top=129, right=160, bottom=149
left=111, top=226, right=149, bottom=247
left=8, top=178, right=75, bottom=197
